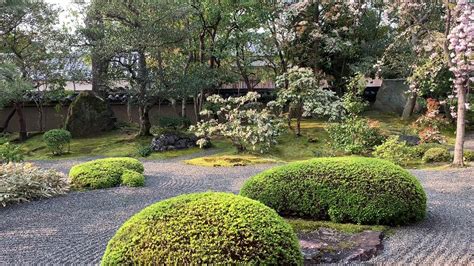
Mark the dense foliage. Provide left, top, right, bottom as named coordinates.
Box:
left=43, top=129, right=72, bottom=155
left=0, top=163, right=69, bottom=207
left=422, top=147, right=451, bottom=163
left=69, top=158, right=144, bottom=189
left=373, top=136, right=415, bottom=166
left=326, top=117, right=384, bottom=155
left=191, top=92, right=284, bottom=153
left=101, top=192, right=302, bottom=265
left=0, top=142, right=24, bottom=164
left=240, top=157, right=427, bottom=225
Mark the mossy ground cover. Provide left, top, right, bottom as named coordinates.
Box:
left=286, top=218, right=390, bottom=234
left=185, top=155, right=278, bottom=167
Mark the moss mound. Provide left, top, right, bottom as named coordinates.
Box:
left=240, top=157, right=426, bottom=225
left=101, top=192, right=302, bottom=265
left=69, top=157, right=144, bottom=189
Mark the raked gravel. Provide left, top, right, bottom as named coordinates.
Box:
left=0, top=154, right=472, bottom=265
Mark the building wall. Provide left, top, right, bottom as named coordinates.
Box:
left=0, top=103, right=197, bottom=133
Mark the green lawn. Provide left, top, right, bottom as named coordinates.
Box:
left=14, top=111, right=459, bottom=167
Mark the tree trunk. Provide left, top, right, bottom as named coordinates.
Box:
left=127, top=99, right=133, bottom=123
left=14, top=102, right=27, bottom=141
left=181, top=98, right=187, bottom=118
left=137, top=105, right=151, bottom=137
left=452, top=86, right=466, bottom=167
left=402, top=92, right=417, bottom=120
left=296, top=105, right=303, bottom=136
left=136, top=51, right=151, bottom=136
left=1, top=108, right=16, bottom=132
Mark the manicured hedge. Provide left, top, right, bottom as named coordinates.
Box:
left=240, top=157, right=427, bottom=225
left=101, top=192, right=302, bottom=265
left=69, top=158, right=144, bottom=189
left=121, top=170, right=145, bottom=187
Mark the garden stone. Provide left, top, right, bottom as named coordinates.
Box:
left=150, top=132, right=197, bottom=152
left=65, top=92, right=116, bottom=137
left=374, top=79, right=421, bottom=115
left=398, top=135, right=420, bottom=146
left=299, top=228, right=384, bottom=264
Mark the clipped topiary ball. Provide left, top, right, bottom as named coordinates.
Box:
left=240, top=157, right=427, bottom=225
left=121, top=170, right=145, bottom=187
left=101, top=192, right=302, bottom=265
left=69, top=158, right=144, bottom=189
left=422, top=147, right=451, bottom=163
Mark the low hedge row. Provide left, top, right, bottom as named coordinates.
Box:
left=69, top=158, right=144, bottom=189
left=240, top=157, right=427, bottom=225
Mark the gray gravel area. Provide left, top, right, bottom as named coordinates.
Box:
left=0, top=155, right=473, bottom=265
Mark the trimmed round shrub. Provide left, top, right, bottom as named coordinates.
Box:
left=121, top=170, right=145, bottom=187
left=422, top=147, right=451, bottom=163
left=240, top=157, right=427, bottom=225
left=69, top=158, right=144, bottom=189
left=43, top=129, right=72, bottom=155
left=373, top=136, right=415, bottom=166
left=101, top=192, right=302, bottom=265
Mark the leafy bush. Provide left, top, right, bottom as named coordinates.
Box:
left=0, top=163, right=69, bottom=207
left=191, top=92, right=284, bottom=153
left=373, top=136, right=415, bottom=166
left=326, top=117, right=385, bottom=154
left=102, top=192, right=302, bottom=265
left=43, top=129, right=72, bottom=155
left=422, top=147, right=451, bottom=163
left=0, top=142, right=23, bottom=163
left=158, top=116, right=191, bottom=130
left=121, top=170, right=145, bottom=187
left=69, top=158, right=144, bottom=189
left=464, top=150, right=474, bottom=162
left=137, top=145, right=152, bottom=157
left=240, top=157, right=427, bottom=225
left=411, top=143, right=445, bottom=158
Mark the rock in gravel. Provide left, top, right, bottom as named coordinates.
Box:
left=151, top=132, right=197, bottom=152
left=299, top=228, right=384, bottom=265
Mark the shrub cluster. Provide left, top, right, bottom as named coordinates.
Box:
left=373, top=136, right=415, bottom=166
left=422, top=147, right=451, bottom=163
left=464, top=150, right=474, bottom=162
left=326, top=117, right=384, bottom=155
left=69, top=158, right=144, bottom=189
left=0, top=163, right=69, bottom=206
left=0, top=142, right=24, bottom=163
left=43, top=129, right=72, bottom=155
left=101, top=192, right=302, bottom=265
left=240, top=157, right=427, bottom=225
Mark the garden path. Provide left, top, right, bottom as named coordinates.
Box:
left=0, top=154, right=472, bottom=264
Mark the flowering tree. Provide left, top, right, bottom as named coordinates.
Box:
left=448, top=1, right=473, bottom=166
left=191, top=92, right=284, bottom=153
left=274, top=67, right=344, bottom=136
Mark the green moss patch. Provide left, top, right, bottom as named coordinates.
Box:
left=185, top=155, right=278, bottom=167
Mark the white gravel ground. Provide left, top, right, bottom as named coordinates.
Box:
left=0, top=153, right=472, bottom=264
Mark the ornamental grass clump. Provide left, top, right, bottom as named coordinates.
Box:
left=101, top=192, right=302, bottom=265
left=0, top=163, right=69, bottom=207
left=69, top=157, right=144, bottom=189
left=240, top=157, right=427, bottom=225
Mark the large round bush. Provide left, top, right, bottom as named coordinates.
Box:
left=69, top=158, right=144, bottom=189
left=240, top=157, right=426, bottom=225
left=101, top=192, right=302, bottom=265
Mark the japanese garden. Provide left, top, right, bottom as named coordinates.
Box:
left=0, top=0, right=472, bottom=264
